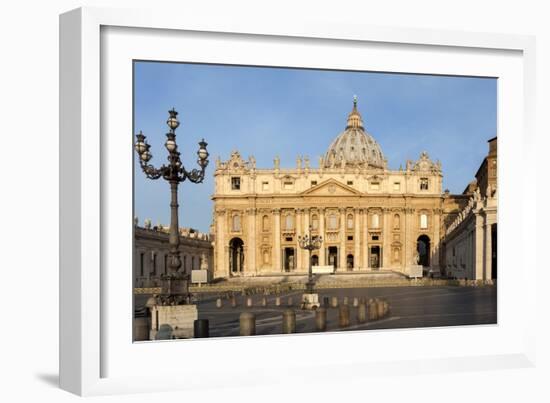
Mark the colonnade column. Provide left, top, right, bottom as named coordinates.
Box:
left=273, top=208, right=281, bottom=272
left=339, top=208, right=346, bottom=271
left=319, top=208, right=326, bottom=265
left=354, top=208, right=361, bottom=270
left=484, top=218, right=492, bottom=281
left=404, top=207, right=413, bottom=268
left=474, top=212, right=484, bottom=280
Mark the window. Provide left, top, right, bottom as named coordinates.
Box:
left=328, top=213, right=338, bottom=230
left=140, top=253, right=144, bottom=277
left=420, top=178, right=429, bottom=190
left=310, top=180, right=318, bottom=187
left=420, top=213, right=428, bottom=229
left=164, top=254, right=168, bottom=275
left=231, top=177, right=241, bottom=190
left=285, top=237, right=293, bottom=242
left=372, top=213, right=379, bottom=228
left=372, top=235, right=379, bottom=241
left=347, top=214, right=354, bottom=229
left=262, top=181, right=269, bottom=191
left=347, top=235, right=354, bottom=241
left=232, top=214, right=241, bottom=232
left=371, top=181, right=380, bottom=190
left=151, top=252, right=157, bottom=275
left=393, top=182, right=401, bottom=191
left=283, top=181, right=294, bottom=190
left=347, top=181, right=354, bottom=186
left=262, top=215, right=270, bottom=231
left=311, top=214, right=319, bottom=230
left=183, top=255, right=187, bottom=271
left=285, top=214, right=294, bottom=230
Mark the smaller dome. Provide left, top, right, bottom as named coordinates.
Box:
left=324, top=96, right=385, bottom=169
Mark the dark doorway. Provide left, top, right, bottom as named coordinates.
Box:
left=284, top=247, right=295, bottom=272
left=229, top=238, right=244, bottom=274
left=328, top=246, right=338, bottom=268
left=311, top=254, right=319, bottom=266
left=346, top=254, right=354, bottom=270
left=491, top=223, right=497, bottom=279
left=417, top=235, right=431, bottom=267
left=370, top=246, right=381, bottom=269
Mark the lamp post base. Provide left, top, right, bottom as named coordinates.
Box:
left=149, top=304, right=198, bottom=340
left=301, top=293, right=320, bottom=310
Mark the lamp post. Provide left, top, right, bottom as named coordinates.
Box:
left=135, top=108, right=209, bottom=305
left=298, top=225, right=323, bottom=295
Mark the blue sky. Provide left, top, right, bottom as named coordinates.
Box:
left=134, top=62, right=496, bottom=232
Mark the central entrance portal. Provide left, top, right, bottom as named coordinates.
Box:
left=229, top=237, right=244, bottom=274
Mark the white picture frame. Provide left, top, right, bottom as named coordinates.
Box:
left=60, top=6, right=537, bottom=396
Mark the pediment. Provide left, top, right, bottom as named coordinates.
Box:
left=301, top=179, right=362, bottom=196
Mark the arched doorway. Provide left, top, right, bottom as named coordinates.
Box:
left=328, top=246, right=338, bottom=268
left=229, top=238, right=244, bottom=274
left=417, top=235, right=431, bottom=267
left=346, top=254, right=354, bottom=270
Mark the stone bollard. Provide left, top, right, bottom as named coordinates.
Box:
left=193, top=319, right=209, bottom=338
left=376, top=298, right=385, bottom=318
left=315, top=307, right=327, bottom=331
left=261, top=296, right=268, bottom=307
left=282, top=309, right=296, bottom=334
left=323, top=296, right=330, bottom=308
left=383, top=300, right=390, bottom=317
left=216, top=298, right=223, bottom=308
left=231, top=296, right=237, bottom=308
left=357, top=303, right=367, bottom=323
left=239, top=312, right=256, bottom=336
left=287, top=297, right=293, bottom=307
left=339, top=305, right=350, bottom=327
left=246, top=297, right=253, bottom=307
left=275, top=296, right=281, bottom=307
left=331, top=296, right=339, bottom=308
left=352, top=297, right=359, bottom=307
left=343, top=296, right=349, bottom=306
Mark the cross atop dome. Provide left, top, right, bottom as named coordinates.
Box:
left=346, top=95, right=364, bottom=130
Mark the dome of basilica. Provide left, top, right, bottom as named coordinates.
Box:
left=324, top=96, right=385, bottom=169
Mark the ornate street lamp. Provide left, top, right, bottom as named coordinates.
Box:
left=135, top=108, right=209, bottom=305
left=298, top=225, right=323, bottom=296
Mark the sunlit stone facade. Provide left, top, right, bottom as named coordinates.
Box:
left=210, top=98, right=480, bottom=279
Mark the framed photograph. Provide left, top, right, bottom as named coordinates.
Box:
left=60, top=7, right=537, bottom=396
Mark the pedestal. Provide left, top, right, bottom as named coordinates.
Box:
left=406, top=265, right=423, bottom=279
left=150, top=304, right=198, bottom=340
left=301, top=293, right=320, bottom=310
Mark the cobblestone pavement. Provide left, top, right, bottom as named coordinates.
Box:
left=135, top=285, right=497, bottom=338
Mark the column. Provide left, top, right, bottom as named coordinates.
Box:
left=363, top=208, right=369, bottom=269
left=382, top=208, right=391, bottom=269
left=474, top=212, right=484, bottom=280
left=404, top=208, right=413, bottom=268
left=484, top=218, right=492, bottom=281
left=354, top=208, right=361, bottom=270
left=273, top=208, right=282, bottom=272
left=215, top=209, right=227, bottom=278
left=247, top=208, right=257, bottom=275
left=432, top=209, right=441, bottom=270
left=319, top=208, right=326, bottom=265
left=339, top=208, right=346, bottom=271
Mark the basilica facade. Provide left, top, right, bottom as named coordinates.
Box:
left=211, top=98, right=493, bottom=279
